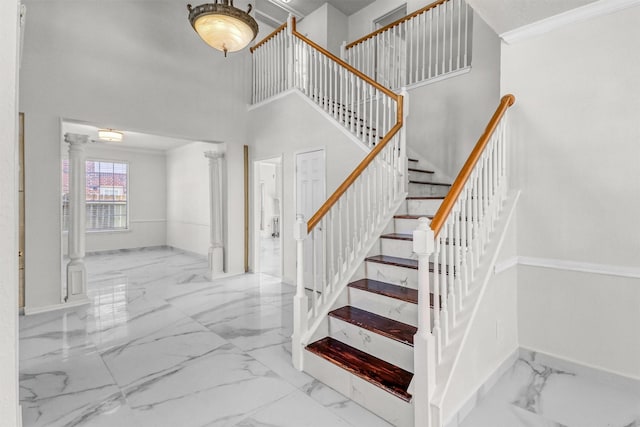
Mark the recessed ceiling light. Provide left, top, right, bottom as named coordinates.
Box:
left=98, top=129, right=124, bottom=142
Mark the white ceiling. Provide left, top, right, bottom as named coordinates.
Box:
left=255, top=0, right=376, bottom=24
left=466, top=0, right=600, bottom=34
left=62, top=121, right=208, bottom=152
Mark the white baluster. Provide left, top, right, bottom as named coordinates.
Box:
left=292, top=214, right=308, bottom=370
left=440, top=225, right=449, bottom=344
left=457, top=0, right=462, bottom=70
left=432, top=238, right=442, bottom=362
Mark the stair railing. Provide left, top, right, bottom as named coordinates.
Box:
left=344, top=0, right=471, bottom=90
left=250, top=18, right=408, bottom=370
left=412, top=94, right=515, bottom=426
left=251, top=16, right=399, bottom=150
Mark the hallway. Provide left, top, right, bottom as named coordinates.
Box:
left=19, top=248, right=391, bottom=427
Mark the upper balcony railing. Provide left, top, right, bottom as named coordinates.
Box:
left=344, top=0, right=472, bottom=90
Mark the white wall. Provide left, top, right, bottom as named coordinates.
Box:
left=502, top=6, right=640, bottom=379
left=20, top=0, right=250, bottom=310
left=296, top=3, right=347, bottom=56
left=166, top=142, right=215, bottom=257
left=248, top=92, right=367, bottom=284
left=406, top=11, right=501, bottom=178
left=0, top=0, right=20, bottom=424
left=78, top=145, right=167, bottom=253
left=347, top=0, right=429, bottom=42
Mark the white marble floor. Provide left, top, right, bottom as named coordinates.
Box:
left=19, top=247, right=392, bottom=427
left=259, top=236, right=281, bottom=278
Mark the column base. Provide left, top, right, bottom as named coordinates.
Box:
left=208, top=246, right=224, bottom=279
left=66, top=260, right=87, bottom=303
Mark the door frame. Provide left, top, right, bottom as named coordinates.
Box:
left=252, top=154, right=284, bottom=277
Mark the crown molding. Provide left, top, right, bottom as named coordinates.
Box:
left=500, top=0, right=640, bottom=44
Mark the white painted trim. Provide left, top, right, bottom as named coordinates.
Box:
left=500, top=0, right=640, bottom=44
left=129, top=219, right=167, bottom=223
left=402, top=66, right=471, bottom=92
left=493, top=256, right=640, bottom=279
left=24, top=297, right=89, bottom=316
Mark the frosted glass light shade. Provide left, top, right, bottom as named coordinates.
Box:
left=97, top=129, right=123, bottom=142
left=188, top=3, right=258, bottom=55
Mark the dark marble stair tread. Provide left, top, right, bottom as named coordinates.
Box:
left=366, top=255, right=451, bottom=275
left=366, top=255, right=418, bottom=269
left=306, top=337, right=413, bottom=401
left=408, top=167, right=434, bottom=174
left=408, top=158, right=419, bottom=162
left=380, top=233, right=413, bottom=241
left=348, top=278, right=417, bottom=304
left=330, top=306, right=416, bottom=346
left=409, top=180, right=452, bottom=186
left=406, top=196, right=446, bottom=200
left=394, top=214, right=434, bottom=220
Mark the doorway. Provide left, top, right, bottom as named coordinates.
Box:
left=295, top=149, right=325, bottom=288
left=254, top=156, right=283, bottom=278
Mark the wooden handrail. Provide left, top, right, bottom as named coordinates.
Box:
left=292, top=26, right=400, bottom=101
left=346, top=0, right=449, bottom=50
left=430, top=94, right=516, bottom=236
left=250, top=22, right=287, bottom=53
left=307, top=102, right=403, bottom=233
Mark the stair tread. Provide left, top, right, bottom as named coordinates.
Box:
left=306, top=337, right=413, bottom=401
left=394, top=214, right=434, bottom=220
left=406, top=196, right=446, bottom=200
left=330, top=306, right=416, bottom=346
left=408, top=158, right=419, bottom=162
left=366, top=255, right=451, bottom=274
left=380, top=233, right=413, bottom=241
left=409, top=180, right=451, bottom=186
left=408, top=167, right=434, bottom=174
left=348, top=278, right=417, bottom=304
left=366, top=255, right=418, bottom=269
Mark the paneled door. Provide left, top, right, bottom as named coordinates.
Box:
left=295, top=149, right=325, bottom=289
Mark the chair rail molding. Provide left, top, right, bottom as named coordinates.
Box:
left=494, top=256, right=640, bottom=279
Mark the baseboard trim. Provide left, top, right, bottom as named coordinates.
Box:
left=24, top=298, right=90, bottom=316
left=500, top=0, right=640, bottom=44
left=494, top=256, right=640, bottom=279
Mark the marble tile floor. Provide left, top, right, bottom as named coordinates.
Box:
left=458, top=350, right=640, bottom=427
left=19, top=247, right=392, bottom=427
left=20, top=247, right=640, bottom=427
left=259, top=236, right=281, bottom=278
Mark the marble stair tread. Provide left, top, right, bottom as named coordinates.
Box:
left=394, top=214, right=434, bottom=220
left=306, top=337, right=413, bottom=401
left=408, top=167, right=434, bottom=174
left=409, top=180, right=452, bottom=186
left=408, top=158, right=419, bottom=162
left=406, top=196, right=446, bottom=200
left=330, top=306, right=417, bottom=346
left=380, top=233, right=413, bottom=241
left=366, top=255, right=450, bottom=275
left=365, top=255, right=418, bottom=270
left=348, top=278, right=418, bottom=304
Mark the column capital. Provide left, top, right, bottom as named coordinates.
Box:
left=64, top=133, right=89, bottom=146
left=204, top=150, right=225, bottom=160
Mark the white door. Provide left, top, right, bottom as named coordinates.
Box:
left=296, top=149, right=325, bottom=289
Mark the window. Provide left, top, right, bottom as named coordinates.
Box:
left=62, top=160, right=129, bottom=231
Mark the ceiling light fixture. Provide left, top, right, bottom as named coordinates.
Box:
left=97, top=129, right=124, bottom=142
left=187, top=0, right=258, bottom=57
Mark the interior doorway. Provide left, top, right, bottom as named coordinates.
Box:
left=254, top=156, right=283, bottom=278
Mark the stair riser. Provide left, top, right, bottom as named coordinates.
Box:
left=328, top=317, right=414, bottom=373
left=348, top=286, right=418, bottom=327
left=407, top=199, right=443, bottom=216
left=409, top=182, right=450, bottom=197
left=304, top=351, right=414, bottom=427
left=380, top=237, right=414, bottom=258
left=395, top=217, right=424, bottom=234
left=365, top=261, right=418, bottom=289
left=408, top=170, right=434, bottom=181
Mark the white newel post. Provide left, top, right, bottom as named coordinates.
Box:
left=292, top=214, right=308, bottom=370
left=287, top=13, right=295, bottom=89
left=340, top=41, right=347, bottom=60
left=205, top=151, right=225, bottom=278
left=413, top=217, right=436, bottom=427
left=65, top=133, right=89, bottom=305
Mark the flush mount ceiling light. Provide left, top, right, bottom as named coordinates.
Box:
left=187, top=0, right=258, bottom=57
left=97, top=129, right=124, bottom=142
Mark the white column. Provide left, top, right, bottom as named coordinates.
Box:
left=205, top=151, right=225, bottom=278
left=292, top=214, right=308, bottom=370
left=65, top=133, right=89, bottom=305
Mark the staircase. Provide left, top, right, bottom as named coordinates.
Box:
left=302, top=158, right=449, bottom=426
left=251, top=5, right=516, bottom=427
